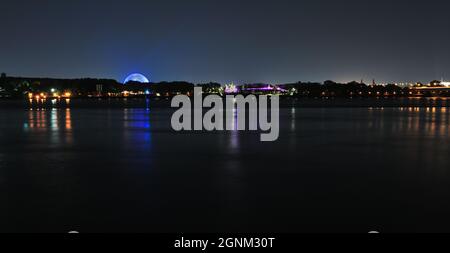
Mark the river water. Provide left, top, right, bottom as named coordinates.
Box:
left=1, top=99, right=450, bottom=232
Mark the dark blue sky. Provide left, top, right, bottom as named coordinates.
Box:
left=1, top=0, right=450, bottom=84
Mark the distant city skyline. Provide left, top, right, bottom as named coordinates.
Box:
left=1, top=0, right=450, bottom=84
left=2, top=71, right=450, bottom=86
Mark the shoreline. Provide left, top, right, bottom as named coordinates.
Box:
left=0, top=97, right=450, bottom=109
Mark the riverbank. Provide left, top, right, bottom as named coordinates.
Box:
left=1, top=97, right=450, bottom=109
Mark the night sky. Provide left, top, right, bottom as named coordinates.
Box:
left=1, top=0, right=450, bottom=84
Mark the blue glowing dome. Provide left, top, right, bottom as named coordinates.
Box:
left=124, top=73, right=150, bottom=84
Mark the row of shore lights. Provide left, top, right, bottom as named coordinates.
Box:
left=28, top=88, right=72, bottom=100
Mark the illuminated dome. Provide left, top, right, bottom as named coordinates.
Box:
left=124, top=73, right=150, bottom=84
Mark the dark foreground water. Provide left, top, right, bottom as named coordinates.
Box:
left=1, top=99, right=450, bottom=233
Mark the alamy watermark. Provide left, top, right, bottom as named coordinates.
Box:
left=171, top=87, right=279, bottom=142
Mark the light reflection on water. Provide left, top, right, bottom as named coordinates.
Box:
left=3, top=105, right=450, bottom=232
left=22, top=107, right=153, bottom=150
left=24, top=108, right=72, bottom=132
left=364, top=107, right=450, bottom=136
left=123, top=108, right=152, bottom=150
left=20, top=106, right=450, bottom=151
left=17, top=105, right=450, bottom=157
left=229, top=107, right=239, bottom=152
left=23, top=108, right=73, bottom=145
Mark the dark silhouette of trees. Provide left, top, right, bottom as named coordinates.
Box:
left=197, top=82, right=222, bottom=94
left=0, top=74, right=445, bottom=98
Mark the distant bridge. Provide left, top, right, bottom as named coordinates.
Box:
left=411, top=86, right=450, bottom=91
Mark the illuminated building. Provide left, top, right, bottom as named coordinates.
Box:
left=241, top=84, right=288, bottom=94
left=124, top=73, right=150, bottom=84
left=224, top=83, right=238, bottom=94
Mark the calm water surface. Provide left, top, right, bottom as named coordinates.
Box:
left=1, top=101, right=450, bottom=232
